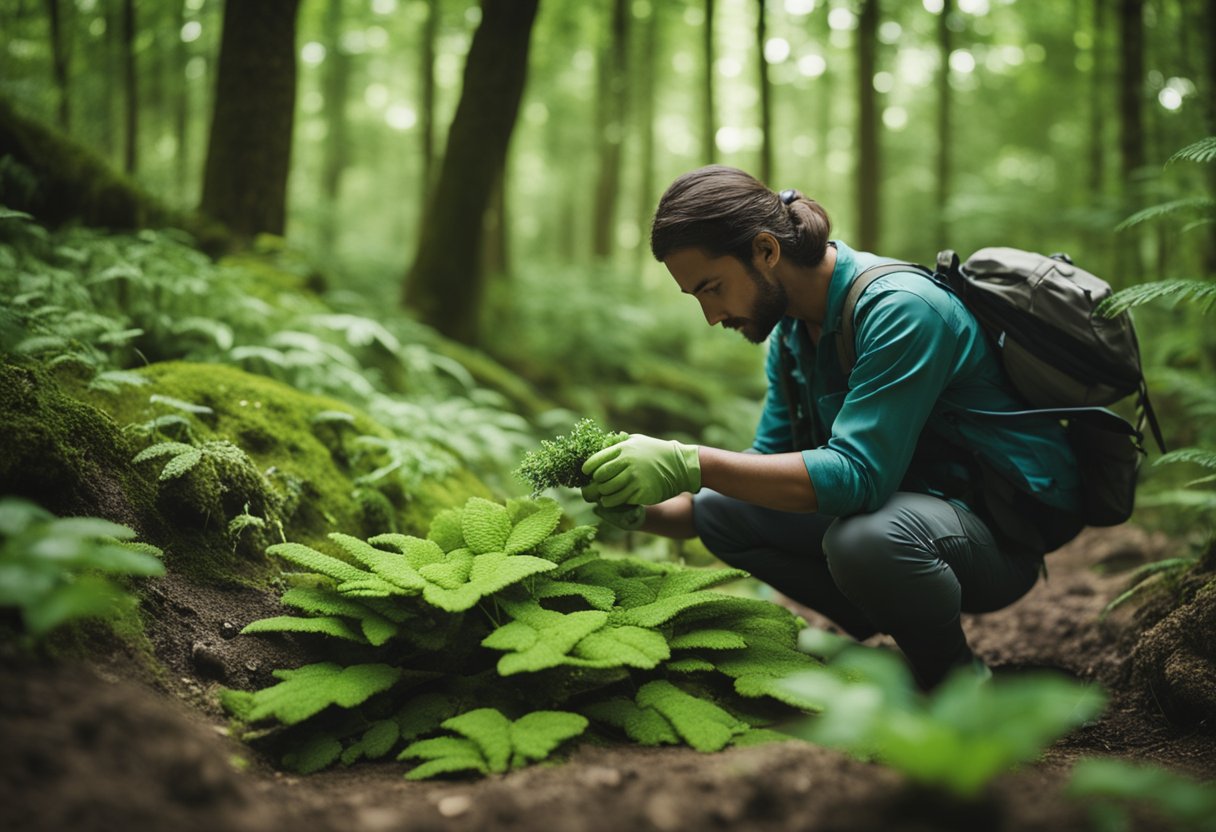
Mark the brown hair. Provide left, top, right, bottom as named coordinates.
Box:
left=650, top=165, right=832, bottom=267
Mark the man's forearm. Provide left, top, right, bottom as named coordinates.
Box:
left=639, top=493, right=697, bottom=538
left=696, top=447, right=818, bottom=513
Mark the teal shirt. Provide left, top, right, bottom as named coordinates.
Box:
left=753, top=240, right=1081, bottom=518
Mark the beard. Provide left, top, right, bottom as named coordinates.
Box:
left=723, top=262, right=789, bottom=344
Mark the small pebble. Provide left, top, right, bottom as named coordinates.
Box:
left=437, top=795, right=472, bottom=817
left=581, top=765, right=622, bottom=788
left=245, top=660, right=260, bottom=673
left=221, top=621, right=238, bottom=639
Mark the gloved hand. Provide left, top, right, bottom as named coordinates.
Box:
left=592, top=502, right=646, bottom=531
left=581, top=434, right=701, bottom=507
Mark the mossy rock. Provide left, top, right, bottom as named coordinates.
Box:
left=84, top=361, right=491, bottom=554
left=1131, top=573, right=1216, bottom=726
left=0, top=362, right=156, bottom=535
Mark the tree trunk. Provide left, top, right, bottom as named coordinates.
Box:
left=199, top=0, right=300, bottom=240
left=1088, top=0, right=1107, bottom=200
left=702, top=0, right=716, bottom=164
left=481, top=168, right=509, bottom=277
left=1203, top=0, right=1216, bottom=276
left=634, top=1, right=659, bottom=269
left=174, top=0, right=190, bottom=204
left=935, top=0, right=952, bottom=249
left=320, top=0, right=352, bottom=255
left=402, top=0, right=540, bottom=345
left=121, top=0, right=136, bottom=175
left=1116, top=0, right=1144, bottom=281
left=45, top=0, right=70, bottom=131
left=592, top=0, right=629, bottom=259
left=419, top=0, right=439, bottom=209
left=756, top=0, right=772, bottom=184
left=856, top=0, right=880, bottom=252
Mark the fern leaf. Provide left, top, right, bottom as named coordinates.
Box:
left=369, top=533, right=446, bottom=569
left=1153, top=447, right=1216, bottom=470
left=734, top=674, right=824, bottom=711
left=535, top=525, right=598, bottom=563
left=1099, top=280, right=1216, bottom=316
left=668, top=629, right=749, bottom=650
left=461, top=497, right=511, bottom=555
left=655, top=567, right=749, bottom=598
left=341, top=720, right=401, bottom=766
left=484, top=605, right=609, bottom=676
left=158, top=447, right=204, bottom=480
left=533, top=577, right=616, bottom=611
left=282, top=732, right=343, bottom=774
left=328, top=533, right=426, bottom=592
left=246, top=662, right=402, bottom=725
left=426, top=508, right=466, bottom=552
left=149, top=393, right=214, bottom=415
left=442, top=708, right=514, bottom=773
left=509, top=711, right=588, bottom=764
left=504, top=498, right=562, bottom=554
left=240, top=615, right=366, bottom=643
left=132, top=441, right=195, bottom=463
left=609, top=592, right=744, bottom=628
left=635, top=680, right=746, bottom=752
left=551, top=550, right=601, bottom=577
left=571, top=625, right=670, bottom=669
left=420, top=551, right=555, bottom=614
left=400, top=736, right=489, bottom=779
left=1115, top=197, right=1215, bottom=231
left=397, top=692, right=458, bottom=741
left=481, top=620, right=539, bottom=652
left=418, top=548, right=475, bottom=590
left=663, top=657, right=718, bottom=673
left=1168, top=136, right=1216, bottom=165
left=267, top=542, right=375, bottom=584
left=335, top=577, right=404, bottom=597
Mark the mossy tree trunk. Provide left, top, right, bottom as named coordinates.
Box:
left=419, top=0, right=439, bottom=209
left=755, top=0, right=772, bottom=185
left=402, top=0, right=540, bottom=346
left=45, top=0, right=71, bottom=131
left=319, top=0, right=352, bottom=255
left=592, top=0, right=629, bottom=260
left=856, top=0, right=880, bottom=253
left=702, top=0, right=716, bottom=165
left=199, top=0, right=300, bottom=240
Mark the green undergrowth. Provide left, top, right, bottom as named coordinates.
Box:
left=221, top=495, right=820, bottom=777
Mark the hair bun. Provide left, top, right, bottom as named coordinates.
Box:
left=779, top=189, right=798, bottom=205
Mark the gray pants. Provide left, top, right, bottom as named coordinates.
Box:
left=692, top=489, right=1043, bottom=688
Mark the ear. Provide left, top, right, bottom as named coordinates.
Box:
left=752, top=232, right=781, bottom=270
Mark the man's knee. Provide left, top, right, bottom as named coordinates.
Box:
left=821, top=511, right=901, bottom=592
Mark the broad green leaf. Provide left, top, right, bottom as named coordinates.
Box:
left=509, top=711, right=588, bottom=763
left=504, top=499, right=562, bottom=554
left=329, top=532, right=426, bottom=592
left=533, top=577, right=615, bottom=611
left=266, top=542, right=373, bottom=584
left=572, top=625, right=670, bottom=669
left=241, top=615, right=366, bottom=643
left=426, top=508, right=465, bottom=552
left=369, top=533, right=445, bottom=569
left=443, top=708, right=513, bottom=773
left=461, top=498, right=511, bottom=555
left=635, top=680, right=746, bottom=752
left=668, top=629, right=748, bottom=650
left=247, top=663, right=402, bottom=725
left=609, top=592, right=743, bottom=628
left=283, top=732, right=342, bottom=774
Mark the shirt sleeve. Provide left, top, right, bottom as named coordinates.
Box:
left=802, top=286, right=961, bottom=516
left=751, top=335, right=796, bottom=454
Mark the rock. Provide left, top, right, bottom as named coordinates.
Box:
left=437, top=794, right=472, bottom=818
left=191, top=641, right=227, bottom=681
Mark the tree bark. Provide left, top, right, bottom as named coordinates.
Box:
left=592, top=0, right=629, bottom=259
left=635, top=1, right=659, bottom=269
left=402, top=0, right=540, bottom=345
left=935, top=0, right=952, bottom=249
left=856, top=0, right=880, bottom=252
left=1115, top=0, right=1144, bottom=281
left=1088, top=0, right=1107, bottom=199
left=320, top=0, right=352, bottom=255
left=756, top=0, right=772, bottom=184
left=121, top=0, right=136, bottom=175
left=199, top=0, right=300, bottom=239
left=419, top=0, right=439, bottom=208
left=45, top=0, right=70, bottom=131
left=702, top=0, right=716, bottom=164
left=174, top=0, right=190, bottom=204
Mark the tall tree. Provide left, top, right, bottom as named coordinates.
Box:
left=856, top=0, right=880, bottom=251
left=45, top=0, right=70, bottom=131
left=121, top=0, right=137, bottom=174
left=935, top=0, right=953, bottom=249
left=419, top=0, right=439, bottom=208
left=634, top=1, right=659, bottom=268
left=174, top=0, right=191, bottom=203
left=756, top=0, right=772, bottom=184
left=1115, top=0, right=1144, bottom=280
left=199, top=0, right=301, bottom=239
left=1088, top=0, right=1107, bottom=200
left=702, top=0, right=716, bottom=164
left=403, top=0, right=540, bottom=345
left=592, top=0, right=630, bottom=259
left=320, top=0, right=352, bottom=254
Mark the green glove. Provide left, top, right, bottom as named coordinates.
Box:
left=593, top=502, right=645, bottom=531
left=581, top=434, right=701, bottom=508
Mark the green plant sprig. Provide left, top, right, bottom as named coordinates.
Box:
left=514, top=418, right=627, bottom=492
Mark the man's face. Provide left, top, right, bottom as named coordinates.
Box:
left=664, top=247, right=789, bottom=344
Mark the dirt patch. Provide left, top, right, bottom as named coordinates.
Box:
left=2, top=524, right=1214, bottom=832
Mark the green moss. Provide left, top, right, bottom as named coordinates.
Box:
left=84, top=361, right=489, bottom=559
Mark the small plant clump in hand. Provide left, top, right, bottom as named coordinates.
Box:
left=514, top=418, right=627, bottom=492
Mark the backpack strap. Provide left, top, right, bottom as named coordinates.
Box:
left=837, top=262, right=933, bottom=375
left=776, top=335, right=815, bottom=449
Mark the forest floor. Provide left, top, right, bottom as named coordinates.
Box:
left=2, top=523, right=1213, bottom=832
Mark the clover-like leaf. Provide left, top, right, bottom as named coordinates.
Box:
left=461, top=497, right=511, bottom=555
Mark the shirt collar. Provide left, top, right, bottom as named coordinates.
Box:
left=821, top=240, right=855, bottom=337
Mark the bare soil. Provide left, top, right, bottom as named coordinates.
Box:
left=2, top=525, right=1214, bottom=832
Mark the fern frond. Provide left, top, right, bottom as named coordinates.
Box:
left=635, top=680, right=748, bottom=752
left=149, top=393, right=214, bottom=415
left=244, top=662, right=402, bottom=725
left=1168, top=136, right=1216, bottom=165
left=1153, top=447, right=1216, bottom=470
left=240, top=615, right=366, bottom=643
left=132, top=441, right=195, bottom=462
left=1115, top=198, right=1215, bottom=231
left=1099, top=280, right=1216, bottom=316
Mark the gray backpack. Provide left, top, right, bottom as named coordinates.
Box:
left=832, top=248, right=1166, bottom=552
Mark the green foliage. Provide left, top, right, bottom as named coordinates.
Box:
left=398, top=708, right=588, bottom=779
left=1169, top=137, right=1216, bottom=165
left=514, top=418, right=628, bottom=492
left=0, top=497, right=163, bottom=639
left=1099, top=280, right=1216, bottom=316
left=225, top=495, right=821, bottom=778
left=780, top=641, right=1106, bottom=798
left=1067, top=758, right=1216, bottom=832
